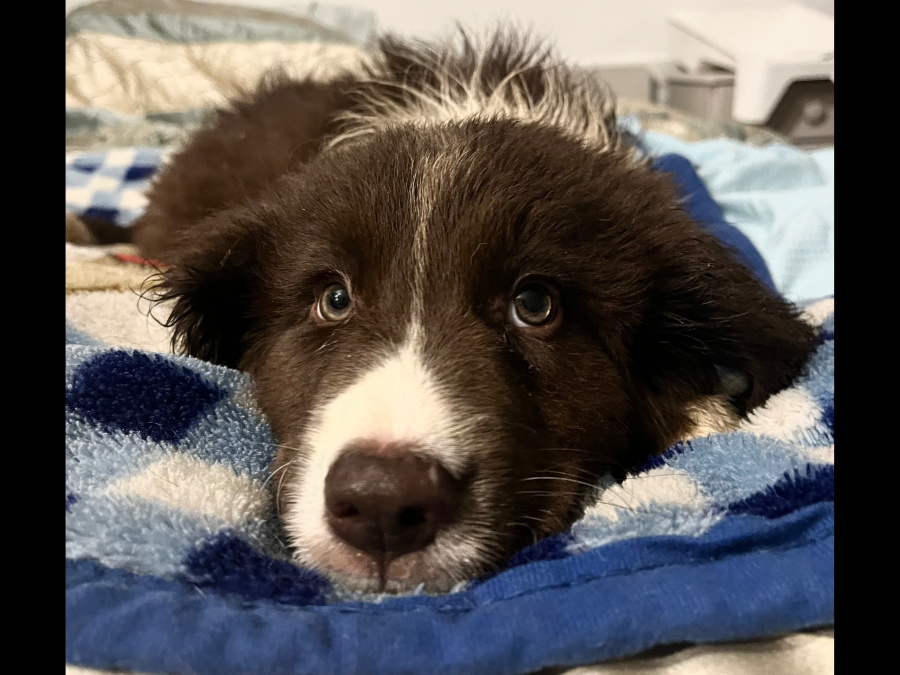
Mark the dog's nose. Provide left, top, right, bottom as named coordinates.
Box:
left=324, top=448, right=463, bottom=558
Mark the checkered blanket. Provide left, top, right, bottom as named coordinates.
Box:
left=66, top=308, right=833, bottom=675
left=66, top=147, right=167, bottom=225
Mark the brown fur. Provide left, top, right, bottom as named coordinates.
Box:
left=133, top=74, right=356, bottom=259
left=138, top=31, right=817, bottom=591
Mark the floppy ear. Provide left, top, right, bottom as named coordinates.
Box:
left=628, top=225, right=818, bottom=443
left=149, top=209, right=272, bottom=369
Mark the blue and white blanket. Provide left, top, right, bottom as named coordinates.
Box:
left=65, top=145, right=834, bottom=674
left=66, top=147, right=165, bottom=226
left=65, top=300, right=834, bottom=674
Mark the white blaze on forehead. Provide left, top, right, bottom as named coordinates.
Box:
left=408, top=147, right=465, bottom=344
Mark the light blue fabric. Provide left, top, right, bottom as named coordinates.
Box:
left=638, top=133, right=834, bottom=303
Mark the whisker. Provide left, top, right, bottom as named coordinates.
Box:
left=237, top=440, right=311, bottom=456
left=262, top=459, right=299, bottom=490
left=514, top=490, right=582, bottom=498
left=520, top=475, right=599, bottom=490
left=512, top=490, right=647, bottom=515
left=533, top=447, right=593, bottom=454
left=505, top=521, right=539, bottom=546
left=276, top=460, right=302, bottom=513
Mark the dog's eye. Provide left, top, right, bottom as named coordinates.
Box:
left=316, top=283, right=352, bottom=322
left=510, top=284, right=556, bottom=327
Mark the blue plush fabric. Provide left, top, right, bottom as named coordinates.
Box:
left=65, top=316, right=834, bottom=675
left=65, top=151, right=834, bottom=674
left=636, top=131, right=834, bottom=303
left=68, top=504, right=832, bottom=675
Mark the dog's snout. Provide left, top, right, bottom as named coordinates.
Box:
left=324, top=448, right=463, bottom=558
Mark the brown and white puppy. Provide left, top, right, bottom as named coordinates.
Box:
left=136, top=31, right=817, bottom=593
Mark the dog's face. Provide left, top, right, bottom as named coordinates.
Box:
left=157, top=120, right=815, bottom=592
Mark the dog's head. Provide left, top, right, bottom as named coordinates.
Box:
left=153, top=119, right=816, bottom=592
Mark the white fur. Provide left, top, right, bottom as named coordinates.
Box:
left=800, top=297, right=834, bottom=327
left=684, top=395, right=741, bottom=439
left=408, top=147, right=466, bottom=341
left=327, top=34, right=621, bottom=153
left=283, top=338, right=472, bottom=565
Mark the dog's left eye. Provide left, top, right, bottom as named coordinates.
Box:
left=510, top=283, right=557, bottom=327
left=316, top=283, right=352, bottom=322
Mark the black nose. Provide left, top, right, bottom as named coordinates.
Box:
left=324, top=449, right=463, bottom=558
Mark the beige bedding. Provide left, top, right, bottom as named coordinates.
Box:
left=66, top=31, right=370, bottom=116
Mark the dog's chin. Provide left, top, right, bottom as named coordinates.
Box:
left=299, top=535, right=489, bottom=595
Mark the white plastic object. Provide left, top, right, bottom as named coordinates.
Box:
left=666, top=4, right=834, bottom=124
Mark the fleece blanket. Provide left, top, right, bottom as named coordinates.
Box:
left=66, top=147, right=834, bottom=674
left=64, top=306, right=835, bottom=675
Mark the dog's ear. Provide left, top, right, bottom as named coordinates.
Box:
left=148, top=209, right=272, bottom=369
left=628, top=226, right=818, bottom=442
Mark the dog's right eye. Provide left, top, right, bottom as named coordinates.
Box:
left=509, top=282, right=561, bottom=330
left=316, top=283, right=352, bottom=322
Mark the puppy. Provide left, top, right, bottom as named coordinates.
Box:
left=135, top=30, right=817, bottom=593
